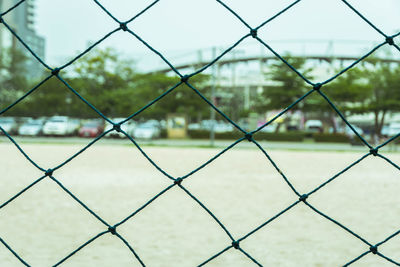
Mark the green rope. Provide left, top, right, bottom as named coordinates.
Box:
left=0, top=0, right=399, bottom=266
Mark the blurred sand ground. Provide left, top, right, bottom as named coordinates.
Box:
left=0, top=141, right=399, bottom=266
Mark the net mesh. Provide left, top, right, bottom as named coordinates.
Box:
left=1, top=0, right=400, bottom=266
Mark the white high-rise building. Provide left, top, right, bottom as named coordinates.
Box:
left=0, top=0, right=45, bottom=79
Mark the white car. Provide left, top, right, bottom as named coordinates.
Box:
left=344, top=125, right=364, bottom=137
left=0, top=117, right=18, bottom=134
left=105, top=118, right=136, bottom=138
left=305, top=120, right=323, bottom=133
left=18, top=119, right=45, bottom=136
left=213, top=122, right=234, bottom=133
left=68, top=118, right=81, bottom=135
left=382, top=123, right=400, bottom=137
left=133, top=123, right=160, bottom=139
left=42, top=116, right=76, bottom=136
left=259, top=124, right=278, bottom=133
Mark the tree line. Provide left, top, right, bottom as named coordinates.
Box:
left=0, top=48, right=210, bottom=122
left=1, top=47, right=399, bottom=137
left=255, top=55, right=400, bottom=137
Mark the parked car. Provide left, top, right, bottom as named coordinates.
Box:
left=344, top=125, right=364, bottom=137
left=105, top=118, right=136, bottom=138
left=188, top=123, right=201, bottom=130
left=78, top=120, right=104, bottom=138
left=69, top=118, right=81, bottom=135
left=200, top=120, right=233, bottom=132
left=214, top=122, right=234, bottom=133
left=0, top=117, right=18, bottom=134
left=200, top=120, right=217, bottom=131
left=42, top=116, right=76, bottom=136
left=18, top=119, right=45, bottom=136
left=133, top=123, right=161, bottom=139
left=258, top=122, right=278, bottom=133
left=382, top=122, right=400, bottom=137
left=305, top=120, right=323, bottom=133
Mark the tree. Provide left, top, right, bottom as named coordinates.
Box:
left=0, top=47, right=29, bottom=110
left=305, top=67, right=368, bottom=132
left=67, top=47, right=137, bottom=118
left=256, top=56, right=312, bottom=131
left=3, top=47, right=211, bottom=120
left=358, top=61, right=400, bottom=138
left=129, top=73, right=210, bottom=121
left=320, top=59, right=400, bottom=138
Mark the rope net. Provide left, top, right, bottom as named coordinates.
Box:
left=1, top=0, right=400, bottom=266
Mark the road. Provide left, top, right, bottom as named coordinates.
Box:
left=1, top=136, right=398, bottom=153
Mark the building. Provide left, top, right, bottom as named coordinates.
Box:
left=0, top=0, right=45, bottom=79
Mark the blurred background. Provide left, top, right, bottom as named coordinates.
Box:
left=0, top=0, right=400, bottom=147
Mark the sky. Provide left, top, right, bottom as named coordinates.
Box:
left=30, top=0, right=400, bottom=71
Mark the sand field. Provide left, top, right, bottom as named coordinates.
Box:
left=0, top=141, right=399, bottom=266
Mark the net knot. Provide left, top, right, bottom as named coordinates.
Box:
left=113, top=123, right=121, bottom=132
left=181, top=75, right=190, bottom=83
left=250, top=29, right=257, bottom=38
left=0, top=16, right=3, bottom=24
left=386, top=36, right=394, bottom=46
left=174, top=177, right=183, bottom=185
left=45, top=169, right=53, bottom=177
left=120, top=22, right=128, bottom=32
left=299, top=194, right=308, bottom=202
left=108, top=226, right=117, bottom=235
left=370, top=148, right=378, bottom=156
left=369, top=245, right=378, bottom=254
left=313, top=83, right=322, bottom=91
left=232, top=241, right=240, bottom=249
left=244, top=133, right=253, bottom=142
left=51, top=68, right=60, bottom=76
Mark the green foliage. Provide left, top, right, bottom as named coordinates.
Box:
left=257, top=56, right=312, bottom=112
left=187, top=129, right=306, bottom=141
left=0, top=47, right=29, bottom=110
left=322, top=60, right=400, bottom=136
left=65, top=48, right=210, bottom=120
left=133, top=73, right=210, bottom=121
left=306, top=68, right=368, bottom=112
left=255, top=131, right=306, bottom=142
left=188, top=130, right=242, bottom=140
left=5, top=47, right=210, bottom=120
left=313, top=133, right=350, bottom=143
left=67, top=48, right=137, bottom=117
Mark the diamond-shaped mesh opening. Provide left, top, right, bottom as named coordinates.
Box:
left=127, top=0, right=247, bottom=61
left=241, top=204, right=368, bottom=266
left=319, top=57, right=400, bottom=147
left=0, top=178, right=104, bottom=266
left=1, top=0, right=400, bottom=266
left=310, top=155, right=400, bottom=242
left=184, top=146, right=296, bottom=237
left=256, top=0, right=386, bottom=83
left=2, top=76, right=98, bottom=119
left=253, top=149, right=366, bottom=195
left=0, top=143, right=43, bottom=204
left=257, top=0, right=383, bottom=47
left=117, top=186, right=230, bottom=266
left=34, top=0, right=116, bottom=66
left=55, top=142, right=171, bottom=224
left=344, top=0, right=400, bottom=36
